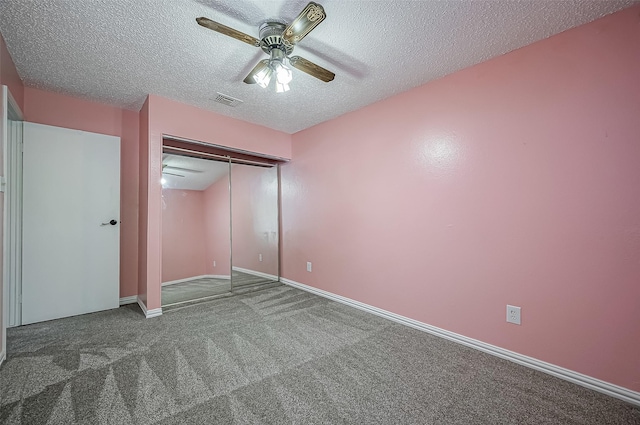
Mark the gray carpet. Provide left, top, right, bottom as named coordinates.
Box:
left=1, top=285, right=638, bottom=424
left=162, top=271, right=279, bottom=306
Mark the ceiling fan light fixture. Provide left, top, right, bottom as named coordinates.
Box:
left=274, top=62, right=292, bottom=85
left=254, top=66, right=273, bottom=88
left=253, top=48, right=293, bottom=92
left=276, top=82, right=290, bottom=93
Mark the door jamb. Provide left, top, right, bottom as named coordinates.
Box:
left=1, top=85, right=24, bottom=366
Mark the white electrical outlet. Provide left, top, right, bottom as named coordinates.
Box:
left=259, top=254, right=263, bottom=262
left=306, top=262, right=312, bottom=272
left=213, top=260, right=216, bottom=267
left=506, top=305, right=521, bottom=325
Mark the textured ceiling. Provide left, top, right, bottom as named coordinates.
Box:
left=0, top=0, right=636, bottom=133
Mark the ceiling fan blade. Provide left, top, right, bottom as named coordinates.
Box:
left=282, top=2, right=326, bottom=45
left=163, top=165, right=203, bottom=173
left=196, top=17, right=261, bottom=47
left=243, top=60, right=270, bottom=84
left=163, top=172, right=185, bottom=178
left=289, top=56, right=334, bottom=82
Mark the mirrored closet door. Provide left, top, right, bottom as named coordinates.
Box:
left=230, top=161, right=280, bottom=292
left=160, top=140, right=281, bottom=308
left=161, top=150, right=232, bottom=306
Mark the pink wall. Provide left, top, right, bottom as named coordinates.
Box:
left=231, top=163, right=279, bottom=276
left=140, top=95, right=292, bottom=310
left=282, top=5, right=640, bottom=392
left=0, top=34, right=24, bottom=112
left=149, top=95, right=292, bottom=160
left=203, top=176, right=231, bottom=277
left=120, top=110, right=140, bottom=297
left=25, top=88, right=125, bottom=137
left=24, top=87, right=140, bottom=298
left=161, top=189, right=207, bottom=282
left=138, top=99, right=150, bottom=305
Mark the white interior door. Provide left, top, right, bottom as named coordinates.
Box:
left=22, top=122, right=120, bottom=324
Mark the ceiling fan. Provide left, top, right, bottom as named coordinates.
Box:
left=196, top=2, right=334, bottom=93
left=162, top=162, right=204, bottom=178
left=162, top=165, right=184, bottom=178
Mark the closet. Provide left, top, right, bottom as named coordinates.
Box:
left=160, top=138, right=280, bottom=307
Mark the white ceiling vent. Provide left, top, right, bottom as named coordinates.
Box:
left=214, top=93, right=243, bottom=107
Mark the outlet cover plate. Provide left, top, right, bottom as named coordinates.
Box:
left=306, top=262, right=312, bottom=272
left=507, top=305, right=521, bottom=325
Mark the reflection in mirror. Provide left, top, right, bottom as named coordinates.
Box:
left=161, top=152, right=232, bottom=307
left=231, top=162, right=280, bottom=292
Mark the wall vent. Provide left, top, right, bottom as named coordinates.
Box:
left=214, top=92, right=243, bottom=107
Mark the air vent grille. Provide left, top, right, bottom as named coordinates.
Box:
left=214, top=93, right=243, bottom=107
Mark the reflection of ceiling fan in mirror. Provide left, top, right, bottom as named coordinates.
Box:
left=162, top=164, right=204, bottom=178
left=196, top=2, right=334, bottom=93
left=161, top=154, right=232, bottom=190
left=162, top=165, right=183, bottom=178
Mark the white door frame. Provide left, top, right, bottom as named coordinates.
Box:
left=1, top=85, right=24, bottom=365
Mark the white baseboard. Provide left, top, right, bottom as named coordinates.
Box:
left=281, top=277, right=640, bottom=407
left=232, top=266, right=278, bottom=281
left=119, top=295, right=138, bottom=306
left=162, top=274, right=230, bottom=286
left=137, top=296, right=162, bottom=319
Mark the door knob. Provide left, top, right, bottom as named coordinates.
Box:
left=101, top=219, right=118, bottom=226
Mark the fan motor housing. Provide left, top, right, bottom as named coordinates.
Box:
left=259, top=21, right=293, bottom=55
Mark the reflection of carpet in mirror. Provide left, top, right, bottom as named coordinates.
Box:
left=231, top=270, right=276, bottom=287
left=162, top=271, right=279, bottom=306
